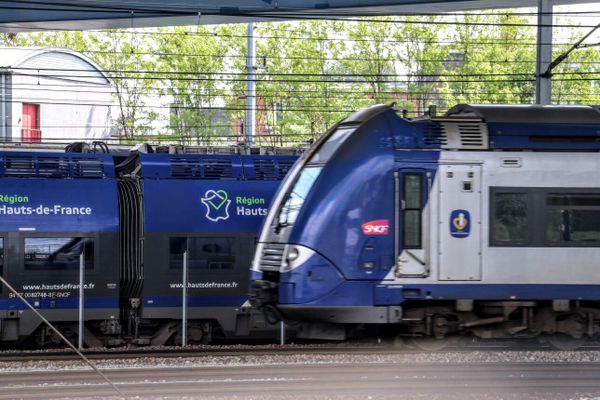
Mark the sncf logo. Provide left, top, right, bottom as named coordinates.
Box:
left=362, top=219, right=390, bottom=235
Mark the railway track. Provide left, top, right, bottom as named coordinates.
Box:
left=2, top=337, right=600, bottom=362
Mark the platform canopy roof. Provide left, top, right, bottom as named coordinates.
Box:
left=0, top=0, right=594, bottom=32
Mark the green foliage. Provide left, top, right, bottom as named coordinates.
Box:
left=438, top=12, right=537, bottom=108
left=154, top=25, right=238, bottom=144
left=4, top=12, right=598, bottom=144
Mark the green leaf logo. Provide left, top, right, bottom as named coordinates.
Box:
left=208, top=190, right=228, bottom=210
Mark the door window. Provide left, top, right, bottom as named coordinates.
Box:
left=403, top=173, right=423, bottom=249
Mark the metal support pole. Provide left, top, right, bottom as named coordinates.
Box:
left=280, top=321, right=286, bottom=345
left=535, top=0, right=553, bottom=105
left=78, top=252, right=84, bottom=350
left=182, top=250, right=188, bottom=347
left=246, top=22, right=256, bottom=145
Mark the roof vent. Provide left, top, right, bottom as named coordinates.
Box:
left=170, top=156, right=234, bottom=179
left=423, top=123, right=448, bottom=146
left=203, top=158, right=234, bottom=179
left=253, top=157, right=295, bottom=180
left=0, top=154, right=106, bottom=178
left=72, top=157, right=105, bottom=178
left=423, top=119, right=489, bottom=150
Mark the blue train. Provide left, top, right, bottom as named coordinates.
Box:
left=250, top=103, right=600, bottom=350
left=0, top=147, right=297, bottom=346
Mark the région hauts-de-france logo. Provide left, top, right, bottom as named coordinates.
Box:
left=201, top=190, right=231, bottom=222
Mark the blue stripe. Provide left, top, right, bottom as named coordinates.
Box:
left=144, top=295, right=246, bottom=308
left=0, top=297, right=118, bottom=310
left=395, top=283, right=600, bottom=301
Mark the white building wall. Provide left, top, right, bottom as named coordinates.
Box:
left=2, top=48, right=115, bottom=143
left=10, top=75, right=113, bottom=142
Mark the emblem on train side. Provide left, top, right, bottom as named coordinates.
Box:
left=450, top=209, right=470, bottom=238
left=362, top=219, right=390, bottom=235
left=201, top=189, right=231, bottom=222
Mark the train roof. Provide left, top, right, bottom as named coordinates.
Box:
left=412, top=103, right=600, bottom=151
left=445, top=104, right=600, bottom=124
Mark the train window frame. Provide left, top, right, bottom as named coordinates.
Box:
left=402, top=172, right=424, bottom=250
left=22, top=236, right=95, bottom=271
left=490, top=189, right=532, bottom=247
left=169, top=236, right=237, bottom=271
left=543, top=191, right=600, bottom=247
left=490, top=187, right=600, bottom=247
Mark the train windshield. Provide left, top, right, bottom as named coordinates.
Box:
left=310, top=125, right=356, bottom=163
left=276, top=124, right=356, bottom=227
left=278, top=166, right=323, bottom=227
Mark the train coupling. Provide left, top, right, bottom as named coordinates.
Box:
left=249, top=280, right=279, bottom=309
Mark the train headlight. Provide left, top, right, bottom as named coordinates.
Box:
left=287, top=247, right=300, bottom=262
left=362, top=262, right=375, bottom=270
left=282, top=244, right=315, bottom=272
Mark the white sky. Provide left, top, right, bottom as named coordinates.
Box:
left=553, top=3, right=600, bottom=42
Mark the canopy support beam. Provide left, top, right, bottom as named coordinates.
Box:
left=535, top=0, right=553, bottom=105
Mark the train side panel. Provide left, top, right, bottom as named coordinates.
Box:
left=138, top=153, right=295, bottom=342
left=0, top=153, right=120, bottom=345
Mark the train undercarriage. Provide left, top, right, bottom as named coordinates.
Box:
left=279, top=300, right=600, bottom=351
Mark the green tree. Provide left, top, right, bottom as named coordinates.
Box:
left=438, top=12, right=536, bottom=108
left=249, top=21, right=347, bottom=144
left=395, top=16, right=452, bottom=115
left=154, top=25, right=235, bottom=145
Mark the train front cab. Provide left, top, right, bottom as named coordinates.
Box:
left=253, top=104, right=600, bottom=343
left=251, top=104, right=407, bottom=334
left=0, top=152, right=120, bottom=346
left=133, top=153, right=296, bottom=344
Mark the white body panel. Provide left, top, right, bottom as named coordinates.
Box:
left=387, top=151, right=600, bottom=286
left=437, top=163, right=482, bottom=281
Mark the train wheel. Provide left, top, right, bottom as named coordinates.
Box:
left=408, top=335, right=459, bottom=351
left=543, top=334, right=587, bottom=351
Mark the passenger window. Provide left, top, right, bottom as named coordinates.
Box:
left=545, top=194, right=600, bottom=245
left=491, top=193, right=529, bottom=245
left=24, top=237, right=94, bottom=270
left=403, top=173, right=422, bottom=249
left=169, top=237, right=235, bottom=270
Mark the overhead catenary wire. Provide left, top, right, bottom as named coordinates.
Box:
left=10, top=71, right=600, bottom=84
left=10, top=65, right=600, bottom=77
left=1, top=6, right=598, bottom=143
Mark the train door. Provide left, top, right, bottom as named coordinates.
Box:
left=437, top=163, right=482, bottom=281
left=394, top=169, right=432, bottom=278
